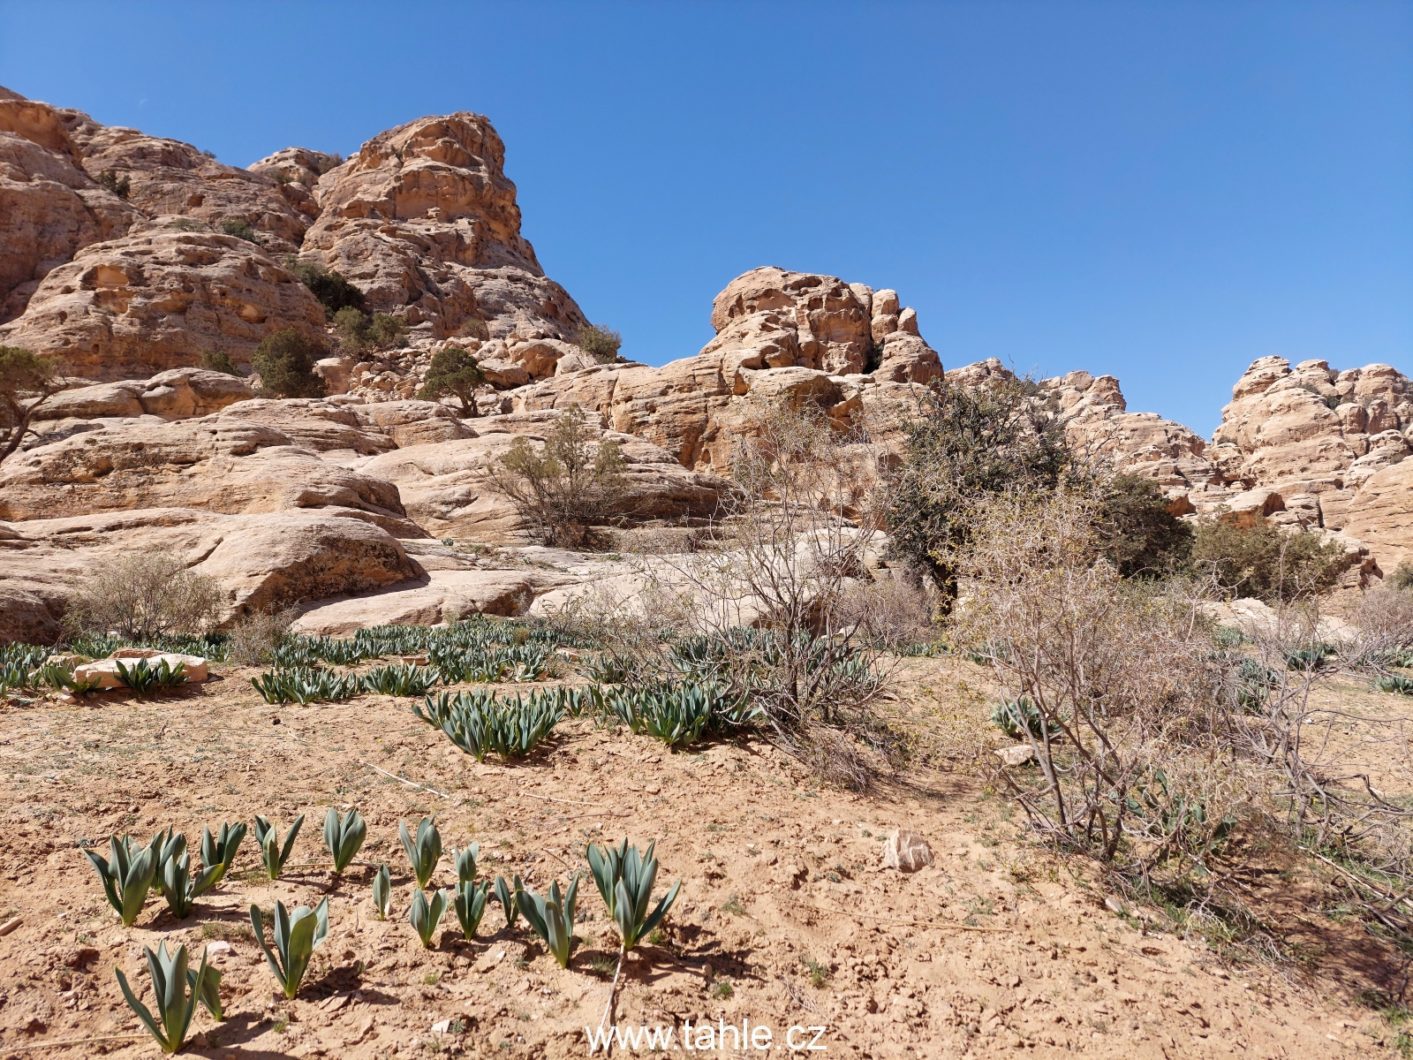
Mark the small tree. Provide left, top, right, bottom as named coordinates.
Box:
left=1093, top=473, right=1194, bottom=578
left=288, top=260, right=365, bottom=317
left=0, top=346, right=60, bottom=466
left=419, top=346, right=485, bottom=415
left=197, top=349, right=241, bottom=376
left=1391, top=561, right=1413, bottom=593
left=490, top=405, right=627, bottom=548
left=333, top=308, right=406, bottom=353
left=220, top=218, right=259, bottom=243
left=883, top=375, right=1068, bottom=606
left=65, top=554, right=223, bottom=642
left=574, top=324, right=622, bottom=363
left=251, top=329, right=326, bottom=398
left=1190, top=518, right=1347, bottom=602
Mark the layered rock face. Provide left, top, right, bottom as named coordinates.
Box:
left=1038, top=357, right=1413, bottom=570
left=509, top=266, right=943, bottom=473
left=299, top=113, right=588, bottom=372
left=0, top=87, right=1406, bottom=640
left=0, top=90, right=586, bottom=385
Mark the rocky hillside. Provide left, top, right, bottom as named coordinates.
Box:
left=0, top=88, right=1408, bottom=640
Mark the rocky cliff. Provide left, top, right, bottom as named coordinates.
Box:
left=0, top=88, right=1407, bottom=641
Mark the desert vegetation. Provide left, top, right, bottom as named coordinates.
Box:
left=0, top=344, right=60, bottom=466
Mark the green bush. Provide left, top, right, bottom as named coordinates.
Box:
left=489, top=405, right=627, bottom=548
left=251, top=328, right=327, bottom=398
left=418, top=346, right=486, bottom=415
left=197, top=349, right=241, bottom=376
left=1190, top=518, right=1347, bottom=602
left=1093, top=474, right=1193, bottom=577
left=334, top=308, right=407, bottom=352
left=219, top=218, right=259, bottom=243
left=882, top=375, right=1068, bottom=604
left=574, top=324, right=622, bottom=363
left=289, top=260, right=365, bottom=316
left=98, top=168, right=130, bottom=198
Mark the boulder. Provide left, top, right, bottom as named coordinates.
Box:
left=74, top=651, right=209, bottom=689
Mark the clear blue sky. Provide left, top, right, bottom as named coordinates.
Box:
left=2, top=1, right=1409, bottom=434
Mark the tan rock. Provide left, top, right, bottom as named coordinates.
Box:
left=74, top=652, right=209, bottom=689
left=0, top=223, right=327, bottom=381
left=301, top=113, right=587, bottom=347
left=882, top=830, right=934, bottom=872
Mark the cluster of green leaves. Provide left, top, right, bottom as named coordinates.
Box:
left=273, top=617, right=569, bottom=667
left=601, top=681, right=751, bottom=747
left=1231, top=657, right=1279, bottom=712
left=116, top=942, right=221, bottom=1054
left=418, top=346, right=486, bottom=414
left=333, top=306, right=407, bottom=352
left=115, top=658, right=188, bottom=697
left=85, top=821, right=246, bottom=926
left=250, top=666, right=363, bottom=704
left=251, top=898, right=330, bottom=999
left=219, top=217, right=259, bottom=243
left=254, top=814, right=304, bottom=880
left=323, top=809, right=367, bottom=874
left=430, top=641, right=553, bottom=684
left=668, top=627, right=874, bottom=720
left=989, top=697, right=1048, bottom=740
left=251, top=327, right=328, bottom=398
left=98, top=168, right=131, bottom=198
left=1285, top=643, right=1336, bottom=671
left=1191, top=518, right=1348, bottom=603
left=1375, top=674, right=1413, bottom=695
left=414, top=689, right=563, bottom=761
left=288, top=259, right=365, bottom=316
left=586, top=839, right=681, bottom=952
left=360, top=664, right=438, bottom=697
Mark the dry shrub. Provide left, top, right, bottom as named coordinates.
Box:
left=489, top=405, right=628, bottom=549
left=65, top=554, right=223, bottom=642
left=948, top=489, right=1249, bottom=882
left=638, top=406, right=898, bottom=785
left=835, top=574, right=937, bottom=652
left=226, top=607, right=298, bottom=665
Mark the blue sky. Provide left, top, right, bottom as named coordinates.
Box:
left=2, top=1, right=1409, bottom=434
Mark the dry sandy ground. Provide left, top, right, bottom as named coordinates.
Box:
left=0, top=655, right=1405, bottom=1058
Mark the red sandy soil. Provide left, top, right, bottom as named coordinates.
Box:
left=0, top=656, right=1404, bottom=1058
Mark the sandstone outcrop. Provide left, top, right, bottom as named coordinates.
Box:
left=0, top=224, right=327, bottom=381
left=300, top=113, right=587, bottom=351
left=510, top=266, right=943, bottom=473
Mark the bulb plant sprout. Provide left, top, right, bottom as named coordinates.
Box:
left=371, top=864, right=393, bottom=919
left=586, top=839, right=681, bottom=953
left=409, top=888, right=448, bottom=948
left=516, top=876, right=580, bottom=968
left=84, top=835, right=157, bottom=926
left=253, top=814, right=304, bottom=880
left=115, top=942, right=218, bottom=1054
left=198, top=821, right=246, bottom=891
left=454, top=842, right=479, bottom=883
left=250, top=898, right=331, bottom=1000
left=453, top=879, right=491, bottom=940
left=322, top=808, right=367, bottom=875
left=399, top=817, right=442, bottom=888
left=493, top=875, right=523, bottom=931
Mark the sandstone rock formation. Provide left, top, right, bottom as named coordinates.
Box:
left=300, top=113, right=588, bottom=355
left=0, top=224, right=327, bottom=380
left=0, top=87, right=1406, bottom=641
left=508, top=266, right=943, bottom=473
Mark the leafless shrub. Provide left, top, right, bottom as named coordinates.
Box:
left=948, top=488, right=1251, bottom=883
left=835, top=574, right=937, bottom=652
left=226, top=607, right=298, bottom=665
left=631, top=406, right=897, bottom=785
left=65, top=554, right=223, bottom=642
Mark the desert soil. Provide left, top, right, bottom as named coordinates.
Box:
left=0, top=655, right=1404, bottom=1058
